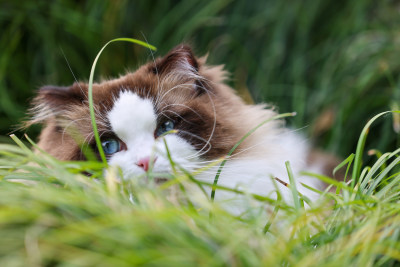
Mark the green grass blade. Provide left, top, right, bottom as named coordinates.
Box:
left=333, top=153, right=354, bottom=182
left=351, top=111, right=395, bottom=187
left=286, top=161, right=301, bottom=210
left=211, top=112, right=296, bottom=201
left=263, top=191, right=281, bottom=234
left=88, top=38, right=156, bottom=164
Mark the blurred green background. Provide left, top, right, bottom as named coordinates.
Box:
left=1, top=0, right=399, bottom=157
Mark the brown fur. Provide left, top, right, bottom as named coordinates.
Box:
left=30, top=44, right=342, bottom=181
left=31, top=45, right=254, bottom=161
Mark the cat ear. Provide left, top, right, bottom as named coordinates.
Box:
left=39, top=84, right=85, bottom=104
left=29, top=83, right=87, bottom=123
left=38, top=84, right=86, bottom=107
left=153, top=44, right=210, bottom=96
left=154, top=44, right=199, bottom=75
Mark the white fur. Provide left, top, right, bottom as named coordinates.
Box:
left=107, top=91, right=200, bottom=177
left=107, top=91, right=323, bottom=213
left=196, top=131, right=323, bottom=214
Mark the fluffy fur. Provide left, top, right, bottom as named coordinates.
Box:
left=29, top=44, right=338, bottom=210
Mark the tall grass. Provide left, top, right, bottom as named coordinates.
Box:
left=0, top=112, right=399, bottom=266
left=1, top=2, right=400, bottom=264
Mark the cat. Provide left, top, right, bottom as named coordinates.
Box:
left=28, top=44, right=338, bottom=211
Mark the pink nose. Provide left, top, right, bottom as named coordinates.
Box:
left=136, top=156, right=156, bottom=171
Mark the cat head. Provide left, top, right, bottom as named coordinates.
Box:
left=29, top=44, right=262, bottom=178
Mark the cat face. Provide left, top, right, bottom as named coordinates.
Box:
left=104, top=90, right=199, bottom=178
left=30, top=45, right=248, bottom=178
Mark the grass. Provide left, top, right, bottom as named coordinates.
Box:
left=86, top=38, right=157, bottom=164
left=1, top=1, right=400, bottom=265
left=0, top=109, right=400, bottom=266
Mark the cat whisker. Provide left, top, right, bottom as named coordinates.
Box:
left=163, top=129, right=211, bottom=152
left=81, top=128, right=113, bottom=147
left=159, top=110, right=193, bottom=125
left=158, top=112, right=175, bottom=123
left=83, top=132, right=94, bottom=145
left=192, top=88, right=216, bottom=157
left=60, top=48, right=87, bottom=99
left=86, top=101, right=112, bottom=129
left=154, top=74, right=170, bottom=108
left=60, top=118, right=89, bottom=145
left=222, top=138, right=274, bottom=160
left=160, top=103, right=204, bottom=120
left=182, top=127, right=214, bottom=159
left=141, top=33, right=161, bottom=105
left=157, top=82, right=196, bottom=104
left=195, top=79, right=215, bottom=96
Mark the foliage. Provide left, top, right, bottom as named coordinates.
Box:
left=1, top=1, right=400, bottom=265
left=1, top=0, right=400, bottom=157
left=0, top=113, right=400, bottom=266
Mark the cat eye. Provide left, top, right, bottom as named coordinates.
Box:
left=101, top=138, right=123, bottom=155
left=155, top=120, right=175, bottom=137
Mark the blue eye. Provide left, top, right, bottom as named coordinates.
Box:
left=101, top=139, right=121, bottom=155
left=156, top=120, right=175, bottom=137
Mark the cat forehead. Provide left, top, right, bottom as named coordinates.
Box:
left=91, top=65, right=197, bottom=109
left=107, top=91, right=157, bottom=141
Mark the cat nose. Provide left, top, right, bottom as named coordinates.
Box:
left=136, top=156, right=157, bottom=171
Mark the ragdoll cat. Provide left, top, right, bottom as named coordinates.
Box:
left=29, top=44, right=337, bottom=209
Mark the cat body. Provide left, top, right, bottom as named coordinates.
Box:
left=30, top=45, right=332, bottom=208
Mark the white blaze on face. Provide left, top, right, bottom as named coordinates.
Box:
left=106, top=91, right=199, bottom=178
left=108, top=91, right=156, bottom=142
